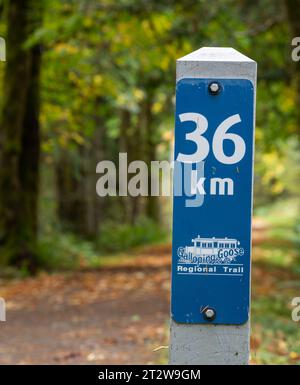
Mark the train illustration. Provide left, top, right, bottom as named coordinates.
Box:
left=177, top=235, right=243, bottom=265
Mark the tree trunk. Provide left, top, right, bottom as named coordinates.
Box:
left=144, top=92, right=160, bottom=223
left=55, top=149, right=84, bottom=233
left=0, top=0, right=43, bottom=271
left=56, top=98, right=110, bottom=237
left=119, top=108, right=138, bottom=223
left=17, top=43, right=42, bottom=267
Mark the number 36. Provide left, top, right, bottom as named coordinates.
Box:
left=176, top=113, right=246, bottom=165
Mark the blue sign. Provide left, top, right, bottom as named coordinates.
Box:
left=171, top=78, right=255, bottom=325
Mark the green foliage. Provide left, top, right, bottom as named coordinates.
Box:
left=251, top=312, right=300, bottom=364
left=36, top=231, right=97, bottom=270
left=251, top=199, right=300, bottom=364
left=1, top=0, right=299, bottom=268
left=96, top=217, right=167, bottom=253
left=255, top=198, right=300, bottom=242
left=34, top=0, right=299, bottom=210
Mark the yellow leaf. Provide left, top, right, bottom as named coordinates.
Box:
left=290, top=351, right=299, bottom=359
left=93, top=75, right=103, bottom=86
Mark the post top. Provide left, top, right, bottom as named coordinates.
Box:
left=178, top=47, right=255, bottom=63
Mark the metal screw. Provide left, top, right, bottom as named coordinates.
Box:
left=208, top=82, right=221, bottom=95
left=203, top=307, right=216, bottom=321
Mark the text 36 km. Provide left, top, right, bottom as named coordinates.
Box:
left=177, top=113, right=245, bottom=165
left=177, top=112, right=246, bottom=199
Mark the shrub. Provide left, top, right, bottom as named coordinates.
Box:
left=96, top=217, right=166, bottom=253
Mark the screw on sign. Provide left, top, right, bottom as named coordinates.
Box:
left=208, top=82, right=221, bottom=95
left=203, top=307, right=216, bottom=321
left=169, top=47, right=257, bottom=365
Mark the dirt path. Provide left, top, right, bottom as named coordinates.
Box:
left=0, top=219, right=286, bottom=365
left=0, top=246, right=171, bottom=364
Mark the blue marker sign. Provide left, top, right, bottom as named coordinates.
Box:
left=171, top=78, right=255, bottom=325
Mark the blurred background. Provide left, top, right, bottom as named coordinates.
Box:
left=0, top=0, right=299, bottom=365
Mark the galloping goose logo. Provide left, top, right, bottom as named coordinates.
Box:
left=177, top=235, right=244, bottom=266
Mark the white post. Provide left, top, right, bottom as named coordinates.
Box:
left=0, top=297, right=6, bottom=322
left=1, top=40, right=7, bottom=323
left=169, top=47, right=257, bottom=365
left=0, top=37, right=6, bottom=62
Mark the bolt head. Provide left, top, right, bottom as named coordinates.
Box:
left=203, top=307, right=216, bottom=321
left=209, top=82, right=221, bottom=95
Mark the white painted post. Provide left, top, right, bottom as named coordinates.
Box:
left=0, top=37, right=6, bottom=62
left=0, top=298, right=6, bottom=322
left=1, top=40, right=7, bottom=323
left=169, top=47, right=257, bottom=365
